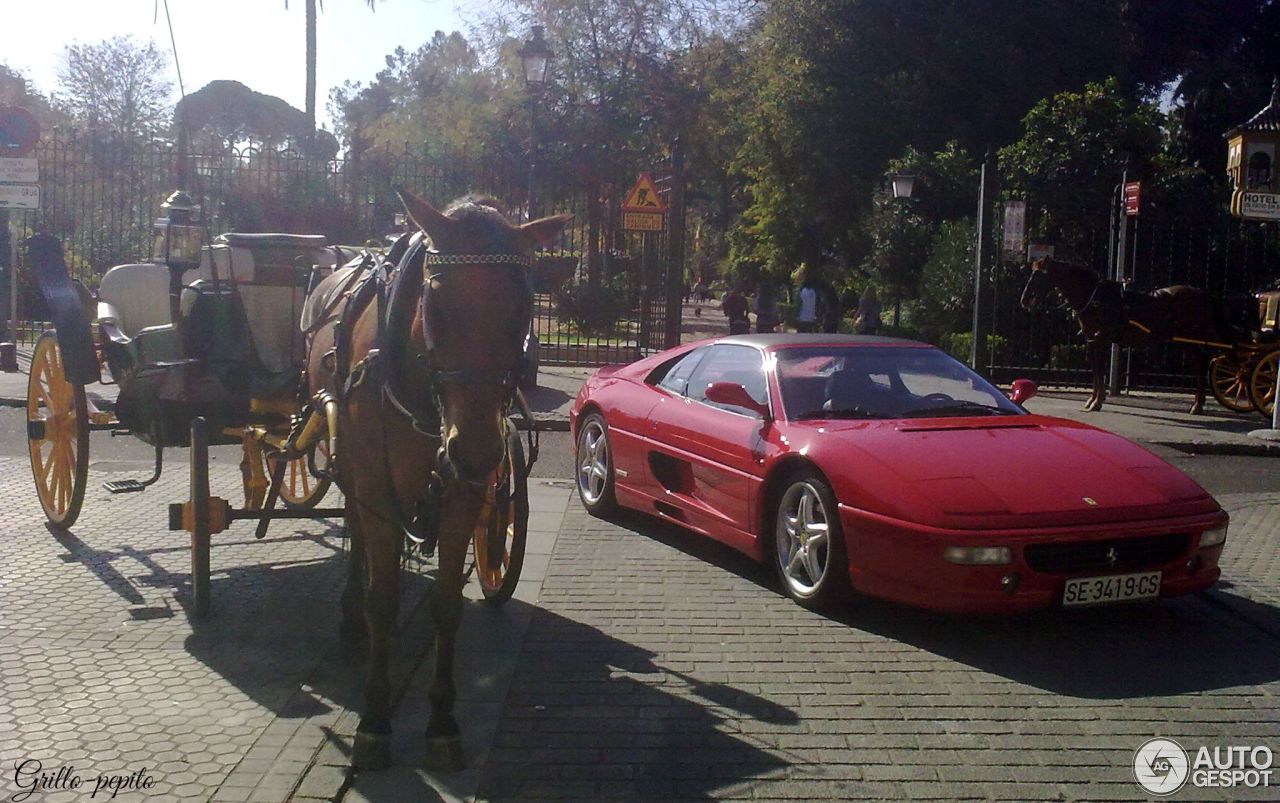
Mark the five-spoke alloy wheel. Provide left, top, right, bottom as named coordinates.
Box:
left=575, top=412, right=616, bottom=516
left=773, top=470, right=850, bottom=609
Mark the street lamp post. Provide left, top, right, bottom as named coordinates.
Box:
left=518, top=25, right=552, bottom=218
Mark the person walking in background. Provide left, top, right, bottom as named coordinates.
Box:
left=754, top=280, right=779, bottom=333
left=854, top=285, right=882, bottom=335
left=720, top=282, right=751, bottom=334
left=794, top=263, right=819, bottom=332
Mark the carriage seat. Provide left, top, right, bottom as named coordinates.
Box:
left=97, top=262, right=183, bottom=368
left=199, top=233, right=340, bottom=374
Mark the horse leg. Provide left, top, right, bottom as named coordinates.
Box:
left=352, top=514, right=403, bottom=770
left=1084, top=340, right=1107, bottom=412
left=339, top=496, right=367, bottom=647
left=424, top=488, right=474, bottom=772
left=1190, top=349, right=1207, bottom=415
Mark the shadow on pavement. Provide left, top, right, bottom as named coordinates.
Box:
left=610, top=509, right=1280, bottom=701
left=472, top=598, right=794, bottom=801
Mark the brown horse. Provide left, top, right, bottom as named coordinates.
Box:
left=305, top=189, right=569, bottom=770
left=1019, top=257, right=1234, bottom=413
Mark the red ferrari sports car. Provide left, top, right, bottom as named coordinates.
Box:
left=570, top=334, right=1228, bottom=613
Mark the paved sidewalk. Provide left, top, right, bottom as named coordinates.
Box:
left=5, top=311, right=1280, bottom=801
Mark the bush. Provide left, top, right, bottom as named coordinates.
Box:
left=552, top=276, right=634, bottom=336
left=532, top=253, right=579, bottom=293
left=939, top=332, right=1008, bottom=364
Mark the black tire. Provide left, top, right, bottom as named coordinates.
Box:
left=575, top=412, right=617, bottom=516
left=475, top=421, right=528, bottom=606
left=771, top=469, right=851, bottom=610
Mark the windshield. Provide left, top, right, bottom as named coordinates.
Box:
left=775, top=346, right=1023, bottom=421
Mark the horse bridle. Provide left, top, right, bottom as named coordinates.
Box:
left=419, top=249, right=535, bottom=488
left=419, top=250, right=534, bottom=390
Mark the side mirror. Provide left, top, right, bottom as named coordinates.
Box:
left=704, top=381, right=771, bottom=419
left=1009, top=378, right=1038, bottom=405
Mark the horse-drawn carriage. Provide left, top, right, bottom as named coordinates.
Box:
left=1206, top=288, right=1280, bottom=416
left=24, top=192, right=532, bottom=619
left=1021, top=256, right=1280, bottom=417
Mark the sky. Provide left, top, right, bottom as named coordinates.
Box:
left=1, top=0, right=473, bottom=129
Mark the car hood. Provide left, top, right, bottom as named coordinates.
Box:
left=796, top=415, right=1220, bottom=530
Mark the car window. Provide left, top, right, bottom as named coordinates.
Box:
left=686, top=344, right=768, bottom=413
left=776, top=345, right=1022, bottom=420
left=652, top=348, right=706, bottom=396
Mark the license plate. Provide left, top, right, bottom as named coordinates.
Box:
left=1062, top=571, right=1162, bottom=607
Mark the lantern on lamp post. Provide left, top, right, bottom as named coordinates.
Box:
left=518, top=26, right=553, bottom=218
left=151, top=190, right=204, bottom=321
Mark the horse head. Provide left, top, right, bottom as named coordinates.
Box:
left=1019, top=258, right=1055, bottom=310
left=397, top=188, right=570, bottom=486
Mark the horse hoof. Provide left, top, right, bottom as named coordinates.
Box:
left=352, top=731, right=393, bottom=770
left=424, top=734, right=465, bottom=773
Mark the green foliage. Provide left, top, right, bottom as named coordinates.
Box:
left=998, top=78, right=1164, bottom=250
left=55, top=36, right=172, bottom=138
left=914, top=221, right=976, bottom=342
left=552, top=276, right=635, bottom=336
left=939, top=332, right=1009, bottom=365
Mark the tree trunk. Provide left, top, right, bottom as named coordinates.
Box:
left=305, top=0, right=317, bottom=148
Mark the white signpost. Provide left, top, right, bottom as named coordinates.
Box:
left=1240, top=191, right=1280, bottom=221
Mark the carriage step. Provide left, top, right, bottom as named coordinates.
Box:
left=104, top=479, right=150, bottom=493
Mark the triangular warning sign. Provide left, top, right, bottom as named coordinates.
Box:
left=621, top=173, right=666, bottom=213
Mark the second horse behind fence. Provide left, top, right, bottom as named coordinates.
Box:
left=1019, top=257, right=1241, bottom=413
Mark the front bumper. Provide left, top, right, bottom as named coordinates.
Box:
left=840, top=504, right=1228, bottom=613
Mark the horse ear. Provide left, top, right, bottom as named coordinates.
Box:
left=396, top=186, right=452, bottom=239
left=516, top=213, right=573, bottom=251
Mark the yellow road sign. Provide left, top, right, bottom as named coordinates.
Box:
left=621, top=172, right=666, bottom=213
left=622, top=211, right=663, bottom=231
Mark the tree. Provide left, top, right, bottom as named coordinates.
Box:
left=285, top=0, right=379, bottom=140
left=998, top=78, right=1164, bottom=253
left=55, top=36, right=172, bottom=139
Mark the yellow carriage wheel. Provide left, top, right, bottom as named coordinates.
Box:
left=27, top=332, right=90, bottom=528
left=1249, top=349, right=1280, bottom=418
left=265, top=438, right=333, bottom=510
left=1208, top=351, right=1257, bottom=413
left=472, top=421, right=527, bottom=606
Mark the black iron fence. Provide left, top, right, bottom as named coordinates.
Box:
left=987, top=190, right=1280, bottom=392
left=3, top=131, right=684, bottom=365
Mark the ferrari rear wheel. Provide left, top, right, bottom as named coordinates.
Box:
left=772, top=469, right=850, bottom=610
left=575, top=412, right=616, bottom=516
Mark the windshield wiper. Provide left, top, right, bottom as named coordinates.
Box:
left=900, top=400, right=1019, bottom=418
left=795, top=407, right=888, bottom=420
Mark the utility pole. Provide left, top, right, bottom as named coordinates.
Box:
left=970, top=149, right=996, bottom=370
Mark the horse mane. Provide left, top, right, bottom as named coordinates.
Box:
left=438, top=195, right=518, bottom=253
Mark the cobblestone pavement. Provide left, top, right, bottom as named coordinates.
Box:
left=458, top=499, right=1280, bottom=803
left=0, top=451, right=443, bottom=803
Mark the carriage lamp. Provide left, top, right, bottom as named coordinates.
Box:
left=890, top=173, right=915, bottom=199
left=152, top=189, right=204, bottom=271
left=518, top=25, right=553, bottom=87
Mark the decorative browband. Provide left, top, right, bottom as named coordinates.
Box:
left=423, top=253, right=533, bottom=267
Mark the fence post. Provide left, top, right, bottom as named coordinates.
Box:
left=664, top=139, right=686, bottom=348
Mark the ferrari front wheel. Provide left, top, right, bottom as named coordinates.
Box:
left=575, top=412, right=616, bottom=516
left=772, top=470, right=850, bottom=610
